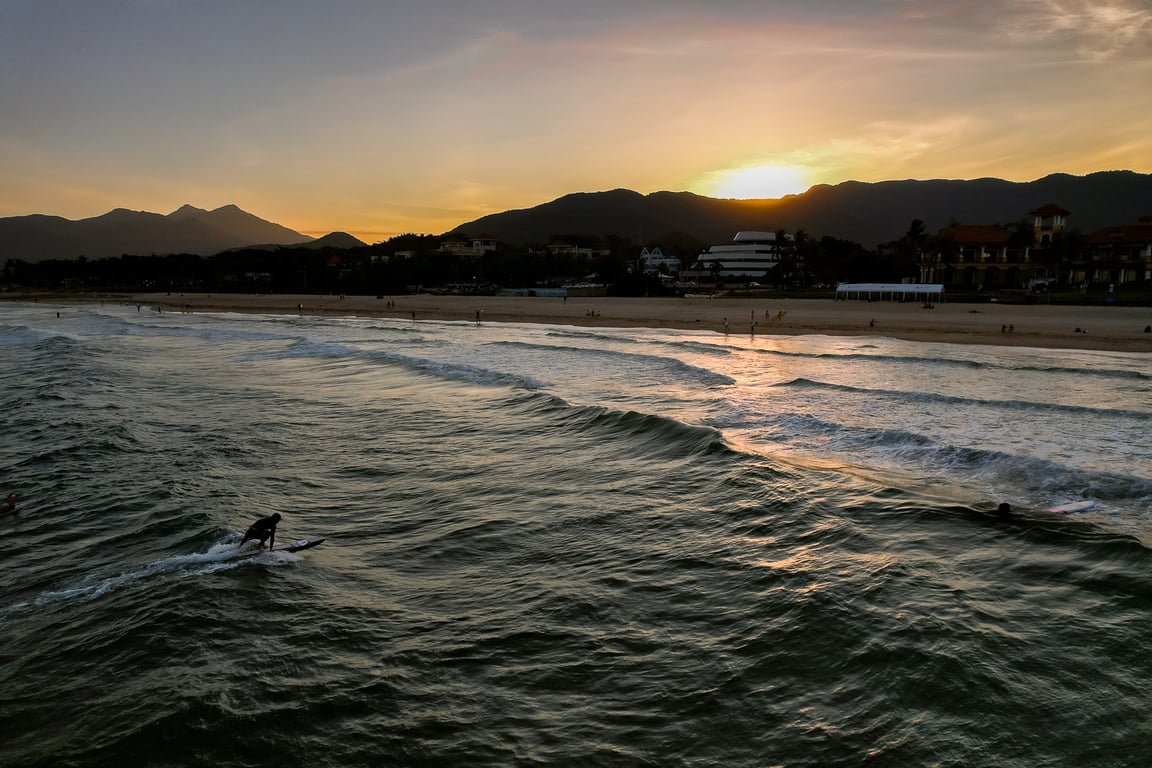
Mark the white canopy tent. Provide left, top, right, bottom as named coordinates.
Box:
left=835, top=283, right=944, bottom=302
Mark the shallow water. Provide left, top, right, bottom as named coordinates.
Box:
left=1, top=301, right=1150, bottom=767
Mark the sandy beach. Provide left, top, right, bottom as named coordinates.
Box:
left=13, top=292, right=1152, bottom=352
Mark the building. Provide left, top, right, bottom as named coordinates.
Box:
left=438, top=233, right=498, bottom=258
left=931, top=204, right=1070, bottom=289
left=1079, top=217, right=1152, bottom=286
left=639, top=246, right=681, bottom=277
left=540, top=241, right=609, bottom=259
left=935, top=223, right=1034, bottom=289
left=1030, top=203, right=1070, bottom=247
left=692, top=231, right=787, bottom=280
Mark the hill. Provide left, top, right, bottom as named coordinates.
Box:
left=456, top=171, right=1152, bottom=247
left=0, top=204, right=313, bottom=262
left=224, top=231, right=368, bottom=253
left=288, top=231, right=365, bottom=250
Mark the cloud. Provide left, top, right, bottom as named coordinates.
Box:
left=995, top=0, right=1152, bottom=58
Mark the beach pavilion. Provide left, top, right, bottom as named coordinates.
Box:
left=834, top=283, right=945, bottom=302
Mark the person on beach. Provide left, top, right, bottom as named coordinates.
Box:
left=1, top=494, right=16, bottom=515
left=240, top=512, right=281, bottom=549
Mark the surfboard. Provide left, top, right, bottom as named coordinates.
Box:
left=1049, top=500, right=1097, bottom=515
left=236, top=537, right=325, bottom=557
left=281, top=537, right=325, bottom=553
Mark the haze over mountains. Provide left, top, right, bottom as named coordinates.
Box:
left=2, top=172, right=1150, bottom=263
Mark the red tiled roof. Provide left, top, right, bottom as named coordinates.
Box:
left=1085, top=224, right=1152, bottom=245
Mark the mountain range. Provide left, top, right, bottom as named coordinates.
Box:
left=457, top=170, right=1152, bottom=248
left=2, top=171, right=1150, bottom=263
left=0, top=204, right=334, bottom=263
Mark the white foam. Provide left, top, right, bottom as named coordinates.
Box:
left=1, top=538, right=297, bottom=617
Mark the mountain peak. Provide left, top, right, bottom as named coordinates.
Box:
left=169, top=204, right=208, bottom=219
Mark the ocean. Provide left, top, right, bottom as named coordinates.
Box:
left=1, top=299, right=1150, bottom=767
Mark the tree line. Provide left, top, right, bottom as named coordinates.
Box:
left=3, top=228, right=918, bottom=296
left=0, top=222, right=1084, bottom=297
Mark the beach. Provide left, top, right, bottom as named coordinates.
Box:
left=105, top=292, right=1152, bottom=352
left=4, top=291, right=1152, bottom=352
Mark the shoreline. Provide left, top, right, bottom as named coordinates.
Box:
left=8, top=292, right=1152, bottom=352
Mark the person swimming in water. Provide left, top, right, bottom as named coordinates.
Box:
left=997, top=502, right=1013, bottom=520
left=0, top=494, right=16, bottom=515
left=240, top=512, right=281, bottom=549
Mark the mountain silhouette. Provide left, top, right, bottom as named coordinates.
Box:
left=456, top=171, right=1152, bottom=247
left=0, top=204, right=314, bottom=262
left=4, top=172, right=1149, bottom=263
left=223, top=231, right=368, bottom=252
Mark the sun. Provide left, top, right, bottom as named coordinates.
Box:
left=702, top=164, right=810, bottom=200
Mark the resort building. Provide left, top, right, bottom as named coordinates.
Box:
left=692, top=231, right=787, bottom=280
left=438, top=233, right=498, bottom=258
left=935, top=223, right=1033, bottom=289
left=930, top=204, right=1152, bottom=289
left=930, top=203, right=1073, bottom=290
left=1078, top=217, right=1152, bottom=286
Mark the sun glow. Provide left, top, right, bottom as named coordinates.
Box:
left=702, top=164, right=811, bottom=199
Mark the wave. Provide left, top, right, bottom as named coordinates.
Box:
left=545, top=329, right=636, bottom=343
left=752, top=347, right=1151, bottom=381
left=488, top=340, right=736, bottom=386
left=501, top=389, right=731, bottom=459
left=0, top=323, right=85, bottom=346
left=3, top=313, right=299, bottom=350
left=103, top=315, right=299, bottom=343
left=234, top=339, right=548, bottom=390
left=775, top=377, right=1152, bottom=422
left=731, top=410, right=1152, bottom=506
left=546, top=329, right=734, bottom=357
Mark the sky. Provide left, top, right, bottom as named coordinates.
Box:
left=2, top=0, right=1151, bottom=243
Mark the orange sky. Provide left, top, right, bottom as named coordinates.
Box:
left=2, top=1, right=1150, bottom=243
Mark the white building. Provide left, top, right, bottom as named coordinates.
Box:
left=639, top=246, right=681, bottom=276
left=694, top=231, right=787, bottom=278
left=438, top=233, right=498, bottom=258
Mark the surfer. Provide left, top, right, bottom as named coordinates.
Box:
left=1, top=493, right=16, bottom=515
left=996, top=502, right=1013, bottom=520
left=240, top=512, right=281, bottom=549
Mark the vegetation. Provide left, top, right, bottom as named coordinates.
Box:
left=3, top=221, right=1149, bottom=306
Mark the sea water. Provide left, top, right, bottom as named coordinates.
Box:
left=1, top=300, right=1150, bottom=767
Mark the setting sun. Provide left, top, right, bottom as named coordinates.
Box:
left=700, top=164, right=811, bottom=200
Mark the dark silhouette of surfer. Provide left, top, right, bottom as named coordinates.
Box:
left=996, top=502, right=1013, bottom=520
left=241, top=513, right=281, bottom=549
left=1, top=493, right=16, bottom=515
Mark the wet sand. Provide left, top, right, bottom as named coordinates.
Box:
left=14, top=292, right=1152, bottom=352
